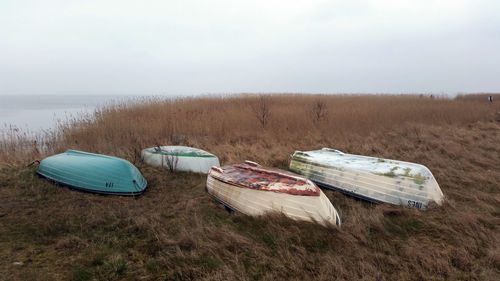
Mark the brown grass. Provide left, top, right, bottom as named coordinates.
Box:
left=0, top=94, right=499, bottom=280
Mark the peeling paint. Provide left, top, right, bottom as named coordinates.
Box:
left=209, top=162, right=320, bottom=196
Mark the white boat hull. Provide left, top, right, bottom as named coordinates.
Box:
left=206, top=172, right=341, bottom=226
left=290, top=148, right=444, bottom=209
left=142, top=146, right=220, bottom=173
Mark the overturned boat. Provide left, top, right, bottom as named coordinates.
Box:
left=289, top=148, right=444, bottom=209
left=142, top=146, right=220, bottom=173
left=37, top=150, right=147, bottom=195
left=206, top=160, right=341, bottom=226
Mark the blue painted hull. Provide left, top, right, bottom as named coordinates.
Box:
left=37, top=150, right=147, bottom=195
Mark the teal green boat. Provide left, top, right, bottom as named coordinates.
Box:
left=37, top=150, right=147, bottom=195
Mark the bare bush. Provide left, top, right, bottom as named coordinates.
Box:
left=311, top=100, right=328, bottom=123
left=157, top=145, right=178, bottom=173
left=251, top=95, right=271, bottom=128
left=165, top=152, right=178, bottom=173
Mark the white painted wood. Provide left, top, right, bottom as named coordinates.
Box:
left=290, top=148, right=444, bottom=209
left=206, top=165, right=341, bottom=227
left=142, top=146, right=220, bottom=173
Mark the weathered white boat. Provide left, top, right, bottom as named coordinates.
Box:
left=289, top=148, right=444, bottom=209
left=141, top=146, right=220, bottom=173
left=206, top=161, right=341, bottom=226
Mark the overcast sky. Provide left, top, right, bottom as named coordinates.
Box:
left=1, top=0, right=499, bottom=96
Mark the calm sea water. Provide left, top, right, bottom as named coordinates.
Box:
left=0, top=95, right=130, bottom=133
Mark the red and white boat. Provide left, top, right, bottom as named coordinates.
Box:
left=206, top=161, right=341, bottom=227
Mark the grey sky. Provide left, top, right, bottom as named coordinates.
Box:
left=1, top=0, right=499, bottom=96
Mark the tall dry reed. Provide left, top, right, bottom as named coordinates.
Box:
left=1, top=94, right=498, bottom=166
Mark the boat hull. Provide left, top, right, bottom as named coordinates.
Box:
left=142, top=146, right=220, bottom=173
left=206, top=163, right=341, bottom=226
left=37, top=150, right=147, bottom=195
left=290, top=148, right=444, bottom=209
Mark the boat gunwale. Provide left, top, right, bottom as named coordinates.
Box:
left=291, top=150, right=435, bottom=179
left=290, top=158, right=438, bottom=200
left=290, top=157, right=438, bottom=189
left=143, top=146, right=217, bottom=158
left=36, top=171, right=147, bottom=196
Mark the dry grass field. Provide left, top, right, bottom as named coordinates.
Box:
left=0, top=94, right=499, bottom=280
